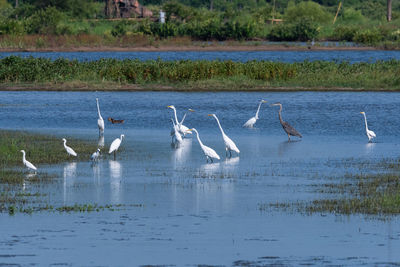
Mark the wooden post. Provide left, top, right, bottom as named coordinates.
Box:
left=333, top=1, right=342, bottom=24
left=387, top=0, right=392, bottom=22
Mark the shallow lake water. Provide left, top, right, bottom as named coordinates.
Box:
left=2, top=50, right=400, bottom=63
left=1, top=91, right=400, bottom=266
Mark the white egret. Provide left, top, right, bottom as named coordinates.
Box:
left=20, top=150, right=37, bottom=171
left=208, top=114, right=240, bottom=157
left=109, top=134, right=124, bottom=159
left=96, top=98, right=104, bottom=135
left=62, top=138, right=77, bottom=157
left=171, top=118, right=183, bottom=146
left=167, top=105, right=192, bottom=136
left=243, top=100, right=267, bottom=128
left=360, top=112, right=376, bottom=142
left=178, top=109, right=195, bottom=130
left=91, top=148, right=101, bottom=162
left=189, top=128, right=220, bottom=163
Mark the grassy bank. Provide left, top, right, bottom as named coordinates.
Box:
left=0, top=129, right=99, bottom=214
left=1, top=56, right=400, bottom=91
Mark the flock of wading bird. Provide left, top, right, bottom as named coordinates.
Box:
left=20, top=98, right=377, bottom=172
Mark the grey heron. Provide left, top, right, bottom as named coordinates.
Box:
left=271, top=102, right=302, bottom=141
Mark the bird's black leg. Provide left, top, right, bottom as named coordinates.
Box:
left=210, top=157, right=213, bottom=163
left=229, top=150, right=232, bottom=158
left=288, top=134, right=291, bottom=141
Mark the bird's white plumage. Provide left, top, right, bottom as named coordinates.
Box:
left=360, top=112, right=376, bottom=142
left=171, top=118, right=183, bottom=144
left=62, top=138, right=77, bottom=156
left=191, top=128, right=220, bottom=161
left=243, top=100, right=267, bottom=128
left=109, top=134, right=124, bottom=154
left=209, top=114, right=240, bottom=155
left=91, top=148, right=101, bottom=161
left=20, top=150, right=37, bottom=171
left=96, top=98, right=104, bottom=134
left=167, top=105, right=192, bottom=136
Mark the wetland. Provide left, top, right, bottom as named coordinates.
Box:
left=0, top=91, right=400, bottom=265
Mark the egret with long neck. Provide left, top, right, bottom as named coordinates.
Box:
left=20, top=150, right=37, bottom=171
left=167, top=105, right=192, bottom=137
left=208, top=114, right=240, bottom=157
left=190, top=128, right=220, bottom=163
left=243, top=100, right=267, bottom=128
left=96, top=98, right=104, bottom=136
left=62, top=138, right=77, bottom=157
left=360, top=112, right=376, bottom=142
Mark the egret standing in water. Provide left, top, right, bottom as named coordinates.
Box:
left=167, top=105, right=192, bottom=137
left=360, top=112, right=376, bottom=142
left=109, top=134, right=124, bottom=159
left=189, top=128, right=220, bottom=163
left=62, top=138, right=77, bottom=157
left=243, top=100, right=267, bottom=128
left=208, top=114, right=240, bottom=157
left=91, top=148, right=101, bottom=162
left=271, top=102, right=302, bottom=141
left=96, top=98, right=104, bottom=136
left=171, top=118, right=183, bottom=146
left=20, top=150, right=37, bottom=172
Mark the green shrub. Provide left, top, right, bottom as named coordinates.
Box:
left=24, top=7, right=65, bottom=34
left=268, top=19, right=318, bottom=41
left=331, top=25, right=359, bottom=41
left=340, top=7, right=366, bottom=23
left=0, top=19, right=25, bottom=35
left=285, top=1, right=331, bottom=24
left=353, top=28, right=383, bottom=45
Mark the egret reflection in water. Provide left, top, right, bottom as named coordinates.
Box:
left=97, top=135, right=105, bottom=148
left=109, top=160, right=122, bottom=203
left=63, top=162, right=77, bottom=204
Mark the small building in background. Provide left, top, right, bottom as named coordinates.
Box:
left=105, top=0, right=153, bottom=19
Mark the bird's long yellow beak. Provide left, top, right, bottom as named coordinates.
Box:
left=360, top=112, right=364, bottom=114
left=207, top=114, right=213, bottom=116
left=167, top=105, right=172, bottom=108
left=188, top=109, right=195, bottom=112
left=262, top=100, right=267, bottom=103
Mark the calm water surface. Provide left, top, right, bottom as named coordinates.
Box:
left=0, top=91, right=400, bottom=266
left=2, top=50, right=400, bottom=63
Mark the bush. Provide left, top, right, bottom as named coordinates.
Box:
left=340, top=8, right=366, bottom=23
left=268, top=19, right=318, bottom=41
left=285, top=1, right=331, bottom=24
left=0, top=19, right=25, bottom=35
left=353, top=28, right=384, bottom=45
left=24, top=7, right=65, bottom=34
left=331, top=25, right=359, bottom=41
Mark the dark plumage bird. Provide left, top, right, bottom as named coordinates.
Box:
left=271, top=102, right=302, bottom=141
left=108, top=117, right=125, bottom=124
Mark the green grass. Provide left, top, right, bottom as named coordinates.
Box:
left=1, top=57, right=400, bottom=91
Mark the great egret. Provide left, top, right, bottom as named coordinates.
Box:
left=62, top=138, right=77, bottom=156
left=189, top=128, right=220, bottom=163
left=91, top=148, right=101, bottom=162
left=179, top=109, right=195, bottom=129
left=271, top=102, right=302, bottom=141
left=171, top=118, right=183, bottom=146
left=360, top=112, right=376, bottom=142
left=208, top=114, right=240, bottom=157
left=96, top=98, right=104, bottom=136
left=109, top=134, right=124, bottom=159
left=167, top=105, right=192, bottom=136
left=243, top=100, right=267, bottom=128
left=20, top=150, right=37, bottom=171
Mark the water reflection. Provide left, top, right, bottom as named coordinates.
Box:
left=109, top=160, right=122, bottom=203
left=63, top=162, right=77, bottom=204
left=364, top=142, right=376, bottom=155
left=278, top=140, right=301, bottom=157
left=172, top=139, right=192, bottom=168
left=97, top=135, right=105, bottom=148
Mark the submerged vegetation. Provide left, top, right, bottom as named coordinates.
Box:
left=262, top=159, right=400, bottom=216
left=1, top=56, right=400, bottom=91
